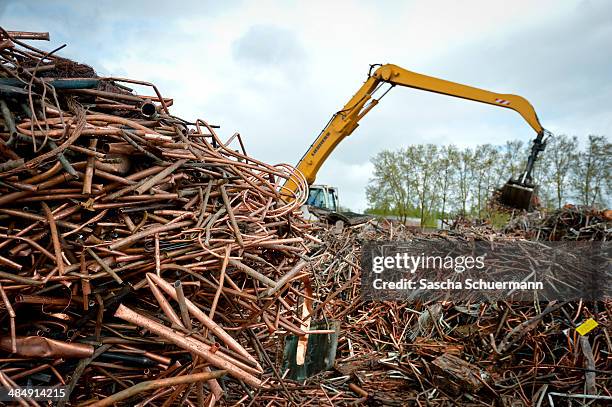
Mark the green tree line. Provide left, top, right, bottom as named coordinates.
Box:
left=366, top=135, right=611, bottom=226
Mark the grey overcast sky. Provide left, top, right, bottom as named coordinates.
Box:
left=2, top=0, right=611, bottom=211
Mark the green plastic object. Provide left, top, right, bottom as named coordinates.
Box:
left=281, top=320, right=340, bottom=381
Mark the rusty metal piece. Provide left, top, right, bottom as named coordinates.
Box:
left=6, top=31, right=50, bottom=40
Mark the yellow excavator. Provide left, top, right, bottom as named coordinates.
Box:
left=283, top=64, right=551, bottom=217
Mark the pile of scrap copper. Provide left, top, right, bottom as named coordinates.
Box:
left=0, top=29, right=329, bottom=406
left=287, top=217, right=611, bottom=406
left=504, top=205, right=612, bottom=241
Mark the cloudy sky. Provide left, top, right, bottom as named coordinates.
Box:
left=2, top=1, right=611, bottom=211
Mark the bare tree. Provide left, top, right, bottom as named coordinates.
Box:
left=571, top=135, right=610, bottom=206
left=366, top=150, right=412, bottom=223
left=544, top=135, right=579, bottom=208
left=438, top=145, right=459, bottom=221
left=472, top=144, right=498, bottom=217
left=456, top=148, right=474, bottom=215
left=366, top=135, right=610, bottom=224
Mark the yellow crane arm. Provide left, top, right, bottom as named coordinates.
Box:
left=284, top=63, right=544, bottom=195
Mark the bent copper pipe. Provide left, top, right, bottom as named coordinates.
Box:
left=0, top=336, right=93, bottom=358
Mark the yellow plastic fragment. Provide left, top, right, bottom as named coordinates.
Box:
left=576, top=318, right=599, bottom=336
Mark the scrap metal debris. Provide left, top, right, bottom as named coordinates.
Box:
left=0, top=28, right=316, bottom=406
left=0, top=29, right=610, bottom=406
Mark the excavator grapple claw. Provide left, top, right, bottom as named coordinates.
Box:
left=499, top=179, right=538, bottom=211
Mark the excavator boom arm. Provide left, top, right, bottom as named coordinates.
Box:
left=284, top=64, right=544, bottom=196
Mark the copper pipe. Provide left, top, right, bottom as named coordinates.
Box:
left=109, top=220, right=192, bottom=250
left=228, top=259, right=277, bottom=289
left=7, top=31, right=50, bottom=40
left=95, top=154, right=131, bottom=175
left=103, top=142, right=137, bottom=155
left=41, top=202, right=65, bottom=275
left=0, top=336, right=93, bottom=358
left=82, top=138, right=97, bottom=195
left=173, top=280, right=192, bottom=331
left=135, top=159, right=186, bottom=195
left=83, top=370, right=227, bottom=407
left=220, top=184, right=243, bottom=247
left=0, top=208, right=86, bottom=231
left=146, top=273, right=257, bottom=366
left=116, top=344, right=172, bottom=366
left=0, top=283, right=16, bottom=353
left=209, top=245, right=230, bottom=319
left=113, top=305, right=262, bottom=388
left=85, top=248, right=123, bottom=284
left=0, top=371, right=36, bottom=407
left=145, top=274, right=183, bottom=327
left=154, top=232, right=161, bottom=275
left=22, top=161, right=62, bottom=184
left=0, top=254, right=22, bottom=270
left=14, top=294, right=71, bottom=305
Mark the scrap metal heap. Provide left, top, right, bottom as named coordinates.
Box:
left=0, top=30, right=611, bottom=405
left=0, top=29, right=316, bottom=405
left=294, top=212, right=610, bottom=405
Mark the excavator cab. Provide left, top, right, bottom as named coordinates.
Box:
left=301, top=185, right=339, bottom=222
left=306, top=185, right=339, bottom=212
left=498, top=131, right=549, bottom=210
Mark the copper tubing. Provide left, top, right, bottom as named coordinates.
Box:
left=9, top=362, right=52, bottom=381
left=262, top=260, right=308, bottom=297
left=81, top=251, right=90, bottom=311
left=0, top=283, right=16, bottom=353
left=209, top=246, right=230, bottom=319
left=103, top=142, right=137, bottom=155
left=95, top=154, right=131, bottom=175
left=116, top=344, right=172, bottom=366
left=0, top=208, right=85, bottom=231
left=349, top=383, right=368, bottom=398
left=84, top=247, right=122, bottom=284
left=146, top=273, right=258, bottom=366
left=0, top=336, right=93, bottom=358
left=173, top=280, right=192, bottom=331
left=0, top=254, right=22, bottom=270
left=67, top=144, right=105, bottom=158
left=0, top=371, right=36, bottom=407
left=17, top=123, right=130, bottom=139
left=41, top=202, right=65, bottom=275
left=228, top=259, right=277, bottom=288
left=135, top=159, right=186, bottom=195
left=1, top=234, right=52, bottom=261
left=83, top=369, right=227, bottom=407
left=114, top=304, right=262, bottom=388
left=140, top=100, right=157, bottom=118
left=14, top=294, right=70, bottom=306
left=154, top=232, right=161, bottom=275
left=82, top=138, right=97, bottom=195
left=220, top=184, right=244, bottom=247
left=0, top=34, right=322, bottom=405
left=7, top=30, right=50, bottom=40
left=145, top=274, right=183, bottom=327
left=0, top=172, right=77, bottom=207
left=109, top=220, right=193, bottom=250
